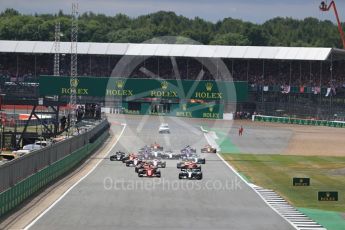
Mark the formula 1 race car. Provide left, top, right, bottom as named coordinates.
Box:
left=151, top=158, right=166, bottom=168
left=125, top=157, right=142, bottom=167
left=138, top=145, right=151, bottom=153
left=138, top=166, right=161, bottom=178
left=185, top=155, right=206, bottom=164
left=151, top=143, right=163, bottom=151
left=139, top=152, right=154, bottom=160
left=201, top=145, right=217, bottom=153
left=161, top=150, right=181, bottom=159
left=135, top=161, right=156, bottom=173
left=122, top=153, right=137, bottom=163
left=110, top=151, right=126, bottom=161
left=151, top=150, right=163, bottom=158
left=179, top=168, right=203, bottom=180
left=177, top=160, right=202, bottom=170
left=180, top=145, right=196, bottom=154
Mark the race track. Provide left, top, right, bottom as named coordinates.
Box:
left=28, top=115, right=295, bottom=230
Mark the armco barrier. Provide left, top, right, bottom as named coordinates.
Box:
left=0, top=119, right=109, bottom=192
left=0, top=129, right=109, bottom=217
left=253, top=115, right=345, bottom=128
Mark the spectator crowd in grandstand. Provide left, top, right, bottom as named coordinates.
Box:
left=1, top=53, right=345, bottom=97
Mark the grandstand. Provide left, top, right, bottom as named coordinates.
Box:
left=1, top=40, right=345, bottom=119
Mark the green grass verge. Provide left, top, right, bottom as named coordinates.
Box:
left=222, top=153, right=345, bottom=229
left=200, top=125, right=345, bottom=228
left=298, top=208, right=345, bottom=230
left=214, top=130, right=240, bottom=153
left=222, top=154, right=345, bottom=212
left=200, top=126, right=240, bottom=153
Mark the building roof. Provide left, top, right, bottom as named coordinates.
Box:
left=0, top=40, right=344, bottom=61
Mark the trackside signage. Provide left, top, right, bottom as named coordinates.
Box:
left=39, top=76, right=248, bottom=102
left=120, top=102, right=224, bottom=119
left=293, top=177, right=310, bottom=186
left=318, top=191, right=338, bottom=201
left=175, top=103, right=222, bottom=119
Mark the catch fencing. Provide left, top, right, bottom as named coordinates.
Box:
left=0, top=119, right=110, bottom=193
left=0, top=118, right=110, bottom=217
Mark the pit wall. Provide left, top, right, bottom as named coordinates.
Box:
left=253, top=115, right=345, bottom=128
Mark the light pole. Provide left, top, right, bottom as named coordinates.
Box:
left=0, top=94, right=6, bottom=153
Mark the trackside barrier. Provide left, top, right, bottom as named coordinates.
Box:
left=0, top=119, right=109, bottom=192
left=252, top=115, right=345, bottom=128
left=0, top=130, right=109, bottom=218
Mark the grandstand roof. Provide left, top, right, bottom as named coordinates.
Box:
left=0, top=40, right=344, bottom=61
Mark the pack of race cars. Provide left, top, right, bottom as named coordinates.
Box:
left=110, top=143, right=215, bottom=180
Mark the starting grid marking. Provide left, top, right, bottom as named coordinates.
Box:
left=250, top=184, right=326, bottom=230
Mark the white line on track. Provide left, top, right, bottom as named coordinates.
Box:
left=24, top=123, right=127, bottom=230
left=201, top=127, right=298, bottom=230
left=203, top=127, right=325, bottom=230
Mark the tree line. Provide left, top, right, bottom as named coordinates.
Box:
left=0, top=8, right=343, bottom=48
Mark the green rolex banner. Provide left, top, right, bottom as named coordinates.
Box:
left=175, top=103, right=223, bottom=119
left=39, top=76, right=248, bottom=102
left=120, top=102, right=224, bottom=119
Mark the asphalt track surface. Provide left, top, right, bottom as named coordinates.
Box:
left=29, top=115, right=295, bottom=230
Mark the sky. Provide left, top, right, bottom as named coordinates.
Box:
left=1, top=0, right=345, bottom=23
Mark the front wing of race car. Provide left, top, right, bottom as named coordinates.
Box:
left=178, top=171, right=203, bottom=180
